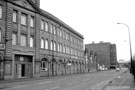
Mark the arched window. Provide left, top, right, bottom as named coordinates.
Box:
left=41, top=20, right=44, bottom=30
left=53, top=41, right=56, bottom=51
left=57, top=43, right=60, bottom=52
left=0, top=5, right=2, bottom=18
left=41, top=58, right=48, bottom=71
left=41, top=38, right=44, bottom=49
left=50, top=40, right=53, bottom=50
left=45, top=21, right=48, bottom=32
left=63, top=45, right=65, bottom=53
left=53, top=25, right=56, bottom=35
left=45, top=39, right=48, bottom=49
left=57, top=28, right=59, bottom=36
left=50, top=24, right=53, bottom=33
left=0, top=29, right=2, bottom=43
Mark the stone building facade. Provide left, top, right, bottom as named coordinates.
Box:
left=0, top=0, right=84, bottom=80
left=85, top=42, right=117, bottom=69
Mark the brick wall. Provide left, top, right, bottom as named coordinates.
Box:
left=5, top=3, right=12, bottom=61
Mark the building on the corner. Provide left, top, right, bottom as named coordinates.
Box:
left=84, top=49, right=98, bottom=72
left=0, top=0, right=84, bottom=80
left=110, top=44, right=118, bottom=68
left=85, top=41, right=117, bottom=70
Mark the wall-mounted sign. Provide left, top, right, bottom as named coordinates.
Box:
left=20, top=57, right=24, bottom=62
left=0, top=44, right=5, bottom=50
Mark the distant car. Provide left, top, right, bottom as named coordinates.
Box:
left=116, top=68, right=120, bottom=71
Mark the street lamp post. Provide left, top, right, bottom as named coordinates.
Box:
left=117, top=23, right=133, bottom=72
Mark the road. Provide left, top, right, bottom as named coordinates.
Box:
left=0, top=70, right=125, bottom=90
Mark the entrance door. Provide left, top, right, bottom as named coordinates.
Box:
left=18, top=64, right=22, bottom=78
left=25, top=64, right=32, bottom=78
left=21, top=64, right=25, bottom=77
left=18, top=64, right=25, bottom=78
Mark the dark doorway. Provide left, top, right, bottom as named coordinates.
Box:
left=21, top=64, right=25, bottom=77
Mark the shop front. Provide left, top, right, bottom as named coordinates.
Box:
left=14, top=55, right=33, bottom=78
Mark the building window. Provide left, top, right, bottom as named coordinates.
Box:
left=57, top=28, right=59, bottom=36
left=0, top=29, right=1, bottom=43
left=69, top=47, right=71, bottom=54
left=45, top=39, right=48, bottom=49
left=60, top=29, right=62, bottom=37
left=53, top=41, right=56, bottom=51
left=53, top=25, right=56, bottom=35
left=70, top=35, right=72, bottom=42
left=45, top=21, right=48, bottom=32
left=21, top=13, right=27, bottom=25
left=13, top=10, right=17, bottom=23
left=59, top=43, right=61, bottom=52
left=67, top=33, right=69, bottom=40
left=41, top=38, right=44, bottom=49
left=66, top=33, right=68, bottom=40
left=12, top=32, right=17, bottom=45
left=30, top=16, right=34, bottom=27
left=67, top=46, right=69, bottom=54
left=20, top=34, right=27, bottom=46
left=63, top=31, right=65, bottom=38
left=41, top=20, right=44, bottom=30
left=41, top=60, right=47, bottom=70
left=0, top=5, right=2, bottom=18
left=30, top=36, right=34, bottom=47
left=63, top=45, right=65, bottom=53
left=57, top=43, right=60, bottom=52
left=66, top=46, right=68, bottom=54
left=59, top=43, right=62, bottom=52
left=73, top=38, right=75, bottom=43
left=60, top=43, right=63, bottom=52
left=50, top=40, right=53, bottom=50
left=50, top=24, right=53, bottom=33
left=71, top=48, right=73, bottom=55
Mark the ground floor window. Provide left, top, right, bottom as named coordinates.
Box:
left=41, top=60, right=48, bottom=71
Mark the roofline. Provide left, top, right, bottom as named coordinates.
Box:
left=7, top=0, right=84, bottom=39
left=40, top=10, right=84, bottom=39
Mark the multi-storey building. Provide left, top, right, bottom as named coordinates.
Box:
left=110, top=44, right=117, bottom=68
left=85, top=42, right=117, bottom=69
left=0, top=0, right=84, bottom=80
left=84, top=49, right=98, bottom=72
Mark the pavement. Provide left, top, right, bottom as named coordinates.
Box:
left=0, top=69, right=132, bottom=90
left=0, top=71, right=99, bottom=89
left=102, top=70, right=135, bottom=90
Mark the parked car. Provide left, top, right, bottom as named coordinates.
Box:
left=116, top=67, right=120, bottom=71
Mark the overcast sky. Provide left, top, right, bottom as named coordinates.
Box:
left=40, top=0, right=135, bottom=62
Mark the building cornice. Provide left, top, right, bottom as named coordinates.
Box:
left=6, top=0, right=84, bottom=39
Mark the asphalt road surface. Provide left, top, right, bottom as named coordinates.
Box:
left=1, top=69, right=126, bottom=90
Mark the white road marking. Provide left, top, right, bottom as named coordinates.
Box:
left=66, top=82, right=78, bottom=85
left=12, top=85, right=29, bottom=89
left=50, top=86, right=60, bottom=89
left=37, top=81, right=52, bottom=84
